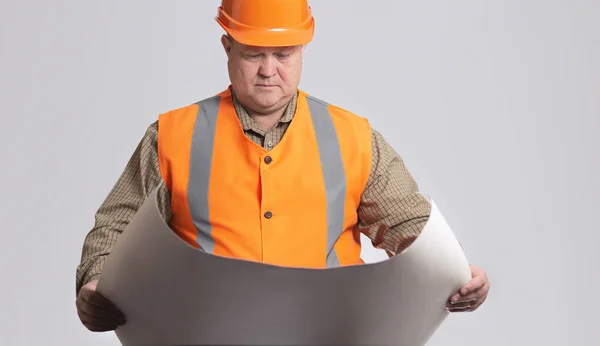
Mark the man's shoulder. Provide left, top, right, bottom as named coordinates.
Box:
left=158, top=88, right=231, bottom=119
left=300, top=89, right=371, bottom=126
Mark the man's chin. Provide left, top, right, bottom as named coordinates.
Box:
left=254, top=85, right=279, bottom=91
left=252, top=96, right=282, bottom=110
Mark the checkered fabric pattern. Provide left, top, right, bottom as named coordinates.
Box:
left=75, top=90, right=432, bottom=294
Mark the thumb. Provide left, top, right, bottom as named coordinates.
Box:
left=83, top=279, right=99, bottom=292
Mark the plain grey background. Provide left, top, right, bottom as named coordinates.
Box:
left=1, top=0, right=598, bottom=345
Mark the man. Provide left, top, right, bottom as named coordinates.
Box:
left=75, top=0, right=490, bottom=333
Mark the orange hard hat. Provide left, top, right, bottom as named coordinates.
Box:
left=216, top=0, right=315, bottom=47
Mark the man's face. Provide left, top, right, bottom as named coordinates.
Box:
left=221, top=35, right=304, bottom=115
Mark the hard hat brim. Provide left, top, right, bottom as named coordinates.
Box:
left=216, top=8, right=314, bottom=47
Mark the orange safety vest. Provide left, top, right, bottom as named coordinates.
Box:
left=157, top=87, right=372, bottom=268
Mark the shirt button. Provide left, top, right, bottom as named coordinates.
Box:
left=264, top=211, right=273, bottom=219
left=267, top=141, right=273, bottom=147
left=264, top=156, right=272, bottom=164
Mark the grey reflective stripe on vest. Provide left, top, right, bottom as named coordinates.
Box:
left=188, top=95, right=221, bottom=253
left=306, top=96, right=347, bottom=268
left=188, top=94, right=347, bottom=267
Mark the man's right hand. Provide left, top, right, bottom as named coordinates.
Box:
left=76, top=279, right=126, bottom=332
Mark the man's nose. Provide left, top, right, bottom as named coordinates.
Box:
left=258, top=56, right=277, bottom=78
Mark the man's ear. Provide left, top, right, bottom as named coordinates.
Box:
left=221, top=34, right=233, bottom=58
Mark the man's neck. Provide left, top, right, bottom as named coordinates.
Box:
left=248, top=106, right=288, bottom=131
left=230, top=87, right=298, bottom=132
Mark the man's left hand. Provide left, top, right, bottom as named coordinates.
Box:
left=446, top=264, right=490, bottom=312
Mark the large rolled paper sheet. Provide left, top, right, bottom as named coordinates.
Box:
left=96, top=188, right=471, bottom=346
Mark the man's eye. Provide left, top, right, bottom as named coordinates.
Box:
left=276, top=53, right=289, bottom=59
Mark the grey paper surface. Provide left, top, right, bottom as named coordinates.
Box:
left=96, top=188, right=471, bottom=346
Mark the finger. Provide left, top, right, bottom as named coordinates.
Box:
left=76, top=298, right=126, bottom=321
left=447, top=291, right=488, bottom=313
left=78, top=309, right=126, bottom=325
left=79, top=293, right=125, bottom=319
left=447, top=300, right=481, bottom=313
left=81, top=290, right=121, bottom=312
left=447, top=305, right=475, bottom=313
left=446, top=298, right=477, bottom=310
left=450, top=282, right=489, bottom=304
left=78, top=307, right=126, bottom=326
left=82, top=321, right=119, bottom=332
left=77, top=295, right=125, bottom=318
left=458, top=275, right=485, bottom=296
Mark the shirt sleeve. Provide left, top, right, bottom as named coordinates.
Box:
left=357, top=129, right=432, bottom=255
left=75, top=121, right=172, bottom=295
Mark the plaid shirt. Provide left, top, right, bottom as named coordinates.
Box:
left=75, top=90, right=432, bottom=294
